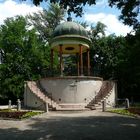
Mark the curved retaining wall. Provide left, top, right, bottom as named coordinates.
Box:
left=39, top=76, right=103, bottom=104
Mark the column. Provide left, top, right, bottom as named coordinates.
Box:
left=8, top=100, right=11, bottom=109
left=76, top=53, right=80, bottom=76
left=87, top=49, right=90, bottom=76
left=17, top=99, right=21, bottom=111
left=59, top=45, right=63, bottom=76
left=79, top=45, right=83, bottom=76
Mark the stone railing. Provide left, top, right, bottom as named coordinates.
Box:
left=27, top=81, right=61, bottom=110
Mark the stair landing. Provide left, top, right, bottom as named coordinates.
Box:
left=57, top=103, right=86, bottom=111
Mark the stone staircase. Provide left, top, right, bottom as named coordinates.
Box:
left=36, top=80, right=54, bottom=101
left=26, top=80, right=114, bottom=111
left=86, top=81, right=114, bottom=110
left=27, top=81, right=61, bottom=110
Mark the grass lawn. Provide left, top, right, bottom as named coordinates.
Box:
left=109, top=107, right=140, bottom=117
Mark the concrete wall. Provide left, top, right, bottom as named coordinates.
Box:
left=24, top=84, right=44, bottom=110
left=24, top=78, right=117, bottom=109
left=40, top=78, right=102, bottom=104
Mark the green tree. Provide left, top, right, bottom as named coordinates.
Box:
left=91, top=35, right=126, bottom=79
left=28, top=3, right=65, bottom=42
left=90, top=22, right=140, bottom=101
left=90, top=21, right=107, bottom=40
left=109, top=0, right=140, bottom=28
left=24, top=0, right=140, bottom=29
left=0, top=16, right=48, bottom=100
left=116, top=28, right=140, bottom=100
left=0, top=2, right=65, bottom=101
left=89, top=22, right=126, bottom=79
left=28, top=3, right=65, bottom=75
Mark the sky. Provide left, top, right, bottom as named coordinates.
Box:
left=0, top=0, right=133, bottom=36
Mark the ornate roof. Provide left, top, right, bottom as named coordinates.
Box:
left=52, top=21, right=89, bottom=38
left=50, top=21, right=91, bottom=54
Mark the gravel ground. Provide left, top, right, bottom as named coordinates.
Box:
left=0, top=110, right=140, bottom=140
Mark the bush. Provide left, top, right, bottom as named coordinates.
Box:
left=20, top=111, right=42, bottom=119
left=0, top=110, right=43, bottom=119
left=109, top=109, right=136, bottom=117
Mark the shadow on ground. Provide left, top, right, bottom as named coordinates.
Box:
left=0, top=112, right=140, bottom=140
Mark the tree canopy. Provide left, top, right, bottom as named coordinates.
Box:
left=0, top=1, right=140, bottom=103
left=28, top=3, right=65, bottom=42
left=0, top=16, right=45, bottom=99
left=0, top=3, right=63, bottom=101
left=24, top=0, right=140, bottom=29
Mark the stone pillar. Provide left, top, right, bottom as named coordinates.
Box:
left=87, top=49, right=90, bottom=76
left=8, top=100, right=11, bottom=109
left=24, top=81, right=27, bottom=107
left=17, top=99, right=21, bottom=111
left=125, top=98, right=130, bottom=109
left=45, top=102, right=49, bottom=112
left=102, top=99, right=106, bottom=112
left=59, top=45, right=63, bottom=76
left=79, top=45, right=83, bottom=76
left=51, top=49, right=54, bottom=76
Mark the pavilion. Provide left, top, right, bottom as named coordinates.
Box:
left=24, top=18, right=117, bottom=110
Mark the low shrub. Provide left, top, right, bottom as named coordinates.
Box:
left=0, top=110, right=43, bottom=119
left=109, top=109, right=137, bottom=117
left=20, top=111, right=42, bottom=119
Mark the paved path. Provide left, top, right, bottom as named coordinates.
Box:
left=0, top=110, right=140, bottom=140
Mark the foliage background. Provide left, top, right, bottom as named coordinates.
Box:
left=0, top=2, right=140, bottom=103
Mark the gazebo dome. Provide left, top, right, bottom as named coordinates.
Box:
left=50, top=21, right=91, bottom=54
left=52, top=21, right=89, bottom=38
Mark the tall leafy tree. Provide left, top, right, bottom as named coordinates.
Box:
left=0, top=3, right=65, bottom=100
left=90, top=21, right=106, bottom=41
left=28, top=3, right=65, bottom=42
left=23, top=0, right=140, bottom=29
left=89, top=22, right=126, bottom=79
left=0, top=16, right=48, bottom=100
left=28, top=3, right=65, bottom=75
left=91, top=35, right=126, bottom=79
left=89, top=21, right=140, bottom=101
left=109, top=0, right=140, bottom=28
left=116, top=28, right=140, bottom=100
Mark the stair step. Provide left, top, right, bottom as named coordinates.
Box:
left=27, top=81, right=61, bottom=110
left=57, top=108, right=86, bottom=111
left=86, top=81, right=114, bottom=110
left=59, top=104, right=85, bottom=109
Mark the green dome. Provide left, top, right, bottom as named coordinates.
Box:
left=52, top=21, right=88, bottom=38
left=51, top=21, right=91, bottom=54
